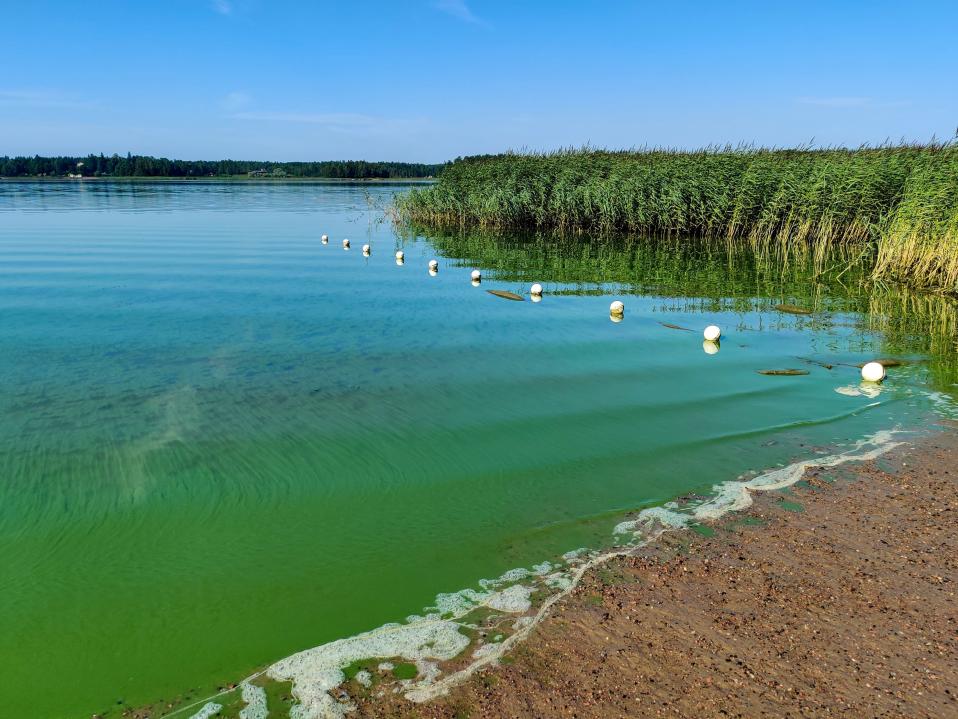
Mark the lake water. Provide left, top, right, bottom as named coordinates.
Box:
left=1, top=181, right=955, bottom=718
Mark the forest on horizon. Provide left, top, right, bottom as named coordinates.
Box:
left=0, top=153, right=445, bottom=179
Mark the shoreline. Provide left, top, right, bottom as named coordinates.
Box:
left=355, top=422, right=958, bottom=718
left=146, top=424, right=953, bottom=719
left=0, top=176, right=436, bottom=184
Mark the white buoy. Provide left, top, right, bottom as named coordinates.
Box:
left=429, top=268, right=438, bottom=276
left=342, top=239, right=350, bottom=249
left=471, top=269, right=481, bottom=281
left=530, top=282, right=543, bottom=296
left=471, top=279, right=481, bottom=287
left=428, top=259, right=439, bottom=271
left=396, top=258, right=405, bottom=266
left=703, top=340, right=720, bottom=355
left=704, top=325, right=721, bottom=342
left=395, top=250, right=404, bottom=261
left=321, top=234, right=329, bottom=244
left=861, top=361, right=886, bottom=383
left=609, top=313, right=623, bottom=324
left=362, top=244, right=371, bottom=256
left=610, top=300, right=625, bottom=316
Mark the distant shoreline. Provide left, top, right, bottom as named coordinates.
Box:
left=0, top=176, right=436, bottom=184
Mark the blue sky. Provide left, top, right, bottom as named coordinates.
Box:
left=2, top=0, right=956, bottom=162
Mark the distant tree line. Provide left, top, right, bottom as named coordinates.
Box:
left=0, top=153, right=445, bottom=178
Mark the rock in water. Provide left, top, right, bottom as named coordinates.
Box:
left=773, top=304, right=813, bottom=315
left=487, top=289, right=524, bottom=301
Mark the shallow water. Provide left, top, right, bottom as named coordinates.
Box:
left=0, top=181, right=955, bottom=717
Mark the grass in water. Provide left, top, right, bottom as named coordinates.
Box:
left=396, top=144, right=958, bottom=293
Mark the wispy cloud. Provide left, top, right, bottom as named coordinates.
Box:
left=222, top=91, right=251, bottom=111
left=797, top=96, right=871, bottom=108
left=0, top=89, right=96, bottom=109
left=796, top=96, right=909, bottom=109
left=434, top=0, right=487, bottom=26
left=211, top=0, right=233, bottom=16
left=230, top=110, right=427, bottom=136
left=232, top=111, right=378, bottom=127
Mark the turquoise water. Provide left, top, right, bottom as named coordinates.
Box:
left=0, top=181, right=953, bottom=718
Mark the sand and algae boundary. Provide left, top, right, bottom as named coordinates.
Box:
left=155, top=426, right=925, bottom=719
left=376, top=423, right=958, bottom=719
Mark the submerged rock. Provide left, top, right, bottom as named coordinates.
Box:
left=486, top=289, right=524, bottom=301
left=773, top=304, right=813, bottom=315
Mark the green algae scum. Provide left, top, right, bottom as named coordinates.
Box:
left=1, top=181, right=957, bottom=718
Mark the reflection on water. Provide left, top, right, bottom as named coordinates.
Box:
left=421, top=226, right=958, bottom=392
left=0, top=182, right=955, bottom=718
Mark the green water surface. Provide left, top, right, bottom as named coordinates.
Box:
left=0, top=181, right=955, bottom=718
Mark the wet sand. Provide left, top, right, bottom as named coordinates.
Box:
left=362, top=425, right=958, bottom=718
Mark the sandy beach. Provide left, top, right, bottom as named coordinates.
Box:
left=356, top=424, right=958, bottom=719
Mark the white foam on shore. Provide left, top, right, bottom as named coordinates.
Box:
left=405, top=543, right=644, bottom=704
left=268, top=618, right=471, bottom=718
left=613, top=505, right=689, bottom=536
left=485, top=584, right=533, bottom=613
left=407, top=429, right=904, bottom=704
left=692, top=429, right=901, bottom=520
left=238, top=682, right=267, bottom=719
left=187, top=703, right=223, bottom=719
left=613, top=429, right=902, bottom=534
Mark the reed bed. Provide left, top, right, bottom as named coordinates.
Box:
left=397, top=144, right=958, bottom=293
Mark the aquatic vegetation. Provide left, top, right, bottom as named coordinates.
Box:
left=396, top=144, right=958, bottom=293
left=415, top=227, right=958, bottom=391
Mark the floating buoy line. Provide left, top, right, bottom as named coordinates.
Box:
left=316, top=234, right=891, bottom=384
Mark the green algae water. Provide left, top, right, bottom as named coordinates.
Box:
left=1, top=182, right=956, bottom=718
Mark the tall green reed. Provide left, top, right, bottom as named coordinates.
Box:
left=397, top=145, right=958, bottom=293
